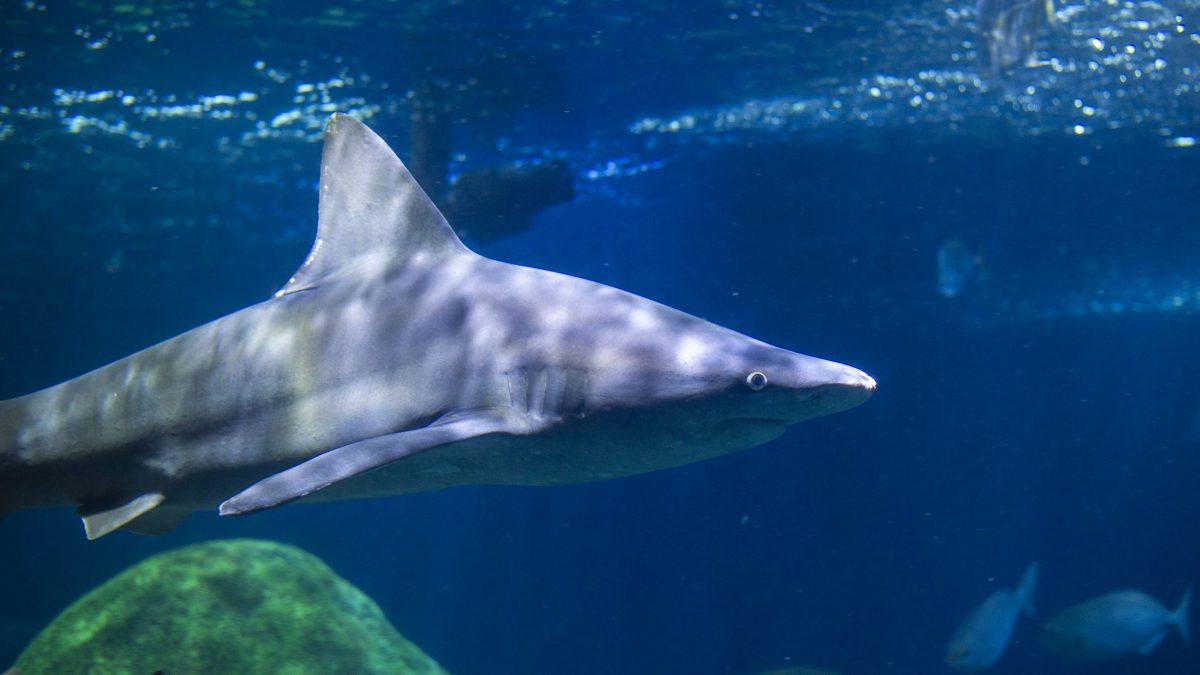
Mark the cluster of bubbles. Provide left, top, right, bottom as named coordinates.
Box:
left=4, top=3, right=1185, bottom=169
left=630, top=0, right=1200, bottom=148
left=2, top=61, right=385, bottom=153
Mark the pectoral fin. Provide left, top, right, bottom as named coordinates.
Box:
left=219, top=415, right=513, bottom=516
left=79, top=492, right=165, bottom=540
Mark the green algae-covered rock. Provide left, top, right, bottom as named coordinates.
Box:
left=14, top=539, right=447, bottom=675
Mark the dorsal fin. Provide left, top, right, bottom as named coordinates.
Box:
left=276, top=113, right=469, bottom=297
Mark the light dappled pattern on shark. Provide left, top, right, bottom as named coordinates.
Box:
left=0, top=114, right=874, bottom=540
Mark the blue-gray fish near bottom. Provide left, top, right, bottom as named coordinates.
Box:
left=1039, top=587, right=1191, bottom=661
left=946, top=560, right=1039, bottom=671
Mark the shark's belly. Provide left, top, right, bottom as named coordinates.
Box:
left=300, top=414, right=788, bottom=503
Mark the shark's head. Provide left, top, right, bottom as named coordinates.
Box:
left=582, top=305, right=873, bottom=433
left=510, top=278, right=876, bottom=476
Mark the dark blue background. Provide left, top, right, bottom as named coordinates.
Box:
left=2, top=2, right=1199, bottom=674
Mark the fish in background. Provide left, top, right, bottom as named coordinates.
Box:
left=408, top=86, right=575, bottom=243
left=976, top=0, right=1056, bottom=74
left=103, top=247, right=124, bottom=274
left=936, top=238, right=979, bottom=298
left=442, top=160, right=575, bottom=243
left=945, top=561, right=1039, bottom=671
left=1039, top=588, right=1191, bottom=661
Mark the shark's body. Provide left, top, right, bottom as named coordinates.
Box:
left=0, top=114, right=874, bottom=539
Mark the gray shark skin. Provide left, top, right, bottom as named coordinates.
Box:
left=0, top=114, right=875, bottom=539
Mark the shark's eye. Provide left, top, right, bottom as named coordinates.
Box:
left=745, top=371, right=768, bottom=391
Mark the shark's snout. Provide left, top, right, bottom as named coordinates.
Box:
left=721, top=350, right=874, bottom=428
left=818, top=363, right=875, bottom=412
left=833, top=364, right=876, bottom=395
left=775, top=356, right=875, bottom=421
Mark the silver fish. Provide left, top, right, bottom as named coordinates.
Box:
left=976, top=0, right=1056, bottom=74
left=946, top=561, right=1039, bottom=671
left=1040, top=587, right=1191, bottom=661
left=936, top=238, right=976, bottom=298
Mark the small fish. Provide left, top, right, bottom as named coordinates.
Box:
left=936, top=238, right=977, bottom=298
left=976, top=0, right=1056, bottom=74
left=104, top=246, right=124, bottom=274
left=1039, top=587, right=1190, bottom=661
left=946, top=561, right=1039, bottom=671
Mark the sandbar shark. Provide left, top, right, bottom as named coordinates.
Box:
left=0, top=114, right=874, bottom=539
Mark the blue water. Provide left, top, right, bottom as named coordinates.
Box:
left=2, top=1, right=1199, bottom=673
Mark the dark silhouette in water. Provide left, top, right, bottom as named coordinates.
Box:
left=976, top=0, right=1055, bottom=74
left=407, top=83, right=454, bottom=210
left=409, top=87, right=574, bottom=243
left=442, top=159, right=574, bottom=243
